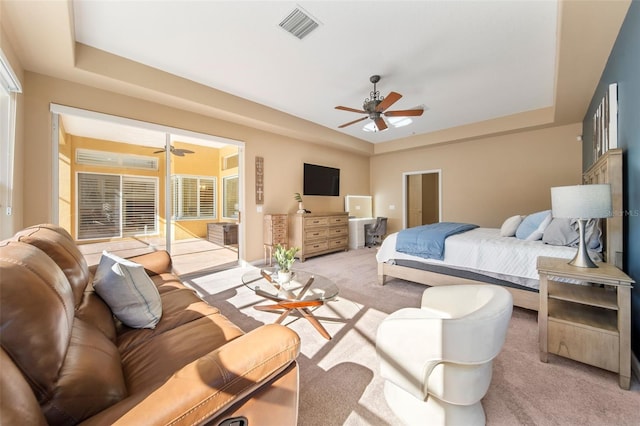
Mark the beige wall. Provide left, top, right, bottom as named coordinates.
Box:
left=20, top=72, right=370, bottom=262
left=370, top=123, right=583, bottom=234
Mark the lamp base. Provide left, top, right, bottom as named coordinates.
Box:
left=568, top=219, right=598, bottom=268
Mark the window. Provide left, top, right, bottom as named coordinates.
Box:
left=222, top=153, right=239, bottom=170
left=0, top=49, right=22, bottom=219
left=77, top=173, right=158, bottom=239
left=172, top=175, right=217, bottom=220
left=76, top=148, right=158, bottom=171
left=223, top=175, right=239, bottom=219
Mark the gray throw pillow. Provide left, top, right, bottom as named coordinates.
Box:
left=543, top=218, right=602, bottom=252
left=93, top=251, right=162, bottom=329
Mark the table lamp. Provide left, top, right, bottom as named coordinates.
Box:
left=550, top=184, right=612, bottom=268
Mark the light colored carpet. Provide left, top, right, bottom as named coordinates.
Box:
left=183, top=248, right=640, bottom=425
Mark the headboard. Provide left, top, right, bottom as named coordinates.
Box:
left=583, top=148, right=623, bottom=268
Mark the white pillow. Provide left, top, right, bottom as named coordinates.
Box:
left=500, top=215, right=524, bottom=237
left=93, top=251, right=162, bottom=329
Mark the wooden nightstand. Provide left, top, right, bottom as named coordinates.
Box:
left=537, top=256, right=634, bottom=389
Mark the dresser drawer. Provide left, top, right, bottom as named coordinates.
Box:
left=305, top=228, right=328, bottom=240
left=304, top=217, right=329, bottom=227
left=329, top=216, right=348, bottom=225
left=305, top=240, right=329, bottom=254
left=328, top=237, right=348, bottom=249
left=328, top=226, right=348, bottom=237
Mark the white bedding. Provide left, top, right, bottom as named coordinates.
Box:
left=376, top=228, right=595, bottom=290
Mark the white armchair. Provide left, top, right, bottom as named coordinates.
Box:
left=376, top=284, right=513, bottom=425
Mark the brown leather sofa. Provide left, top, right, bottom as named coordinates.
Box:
left=0, top=224, right=301, bottom=425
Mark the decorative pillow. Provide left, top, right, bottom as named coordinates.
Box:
left=543, top=218, right=603, bottom=251
left=515, top=210, right=552, bottom=241
left=500, top=215, right=524, bottom=237
left=93, top=251, right=162, bottom=329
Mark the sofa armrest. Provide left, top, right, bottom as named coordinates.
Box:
left=82, top=324, right=300, bottom=425
left=126, top=250, right=172, bottom=276
left=87, top=250, right=173, bottom=276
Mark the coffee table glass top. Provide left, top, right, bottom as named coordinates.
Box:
left=242, top=267, right=339, bottom=302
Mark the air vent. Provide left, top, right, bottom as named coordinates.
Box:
left=279, top=7, right=319, bottom=39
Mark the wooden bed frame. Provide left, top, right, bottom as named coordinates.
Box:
left=378, top=149, right=623, bottom=312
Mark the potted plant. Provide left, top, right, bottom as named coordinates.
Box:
left=294, top=192, right=306, bottom=213
left=273, top=244, right=299, bottom=285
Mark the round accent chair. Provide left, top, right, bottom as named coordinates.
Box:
left=376, top=284, right=513, bottom=425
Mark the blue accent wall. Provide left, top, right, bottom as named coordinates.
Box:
left=582, top=1, right=640, bottom=356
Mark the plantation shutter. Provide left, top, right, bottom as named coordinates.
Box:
left=122, top=176, right=157, bottom=236
left=77, top=173, right=121, bottom=239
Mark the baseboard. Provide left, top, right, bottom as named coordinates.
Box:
left=632, top=351, right=639, bottom=385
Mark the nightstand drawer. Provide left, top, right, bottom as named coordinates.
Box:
left=548, top=319, right=619, bottom=372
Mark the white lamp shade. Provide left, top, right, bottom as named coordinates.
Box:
left=551, top=184, right=612, bottom=219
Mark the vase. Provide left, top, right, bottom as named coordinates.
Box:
left=297, top=202, right=306, bottom=214
left=277, top=270, right=293, bottom=286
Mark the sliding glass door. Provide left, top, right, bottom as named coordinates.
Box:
left=52, top=105, right=243, bottom=276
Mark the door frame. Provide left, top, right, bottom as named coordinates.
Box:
left=402, top=169, right=442, bottom=229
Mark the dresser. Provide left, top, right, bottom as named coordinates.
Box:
left=263, top=214, right=288, bottom=265
left=289, top=212, right=349, bottom=261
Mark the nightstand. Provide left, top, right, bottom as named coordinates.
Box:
left=537, top=256, right=634, bottom=389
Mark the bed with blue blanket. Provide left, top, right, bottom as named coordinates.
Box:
left=376, top=221, right=609, bottom=311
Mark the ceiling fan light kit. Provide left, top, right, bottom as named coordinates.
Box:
left=336, top=75, right=424, bottom=132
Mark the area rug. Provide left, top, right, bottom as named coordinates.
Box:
left=183, top=248, right=640, bottom=425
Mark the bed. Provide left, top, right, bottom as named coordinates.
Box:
left=377, top=149, right=623, bottom=311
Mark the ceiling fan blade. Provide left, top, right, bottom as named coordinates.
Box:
left=153, top=149, right=166, bottom=154
left=375, top=117, right=388, bottom=131
left=336, top=106, right=366, bottom=114
left=384, top=109, right=424, bottom=117
left=338, top=116, right=368, bottom=128
left=173, top=151, right=185, bottom=157
left=175, top=149, right=195, bottom=155
left=375, top=91, right=402, bottom=112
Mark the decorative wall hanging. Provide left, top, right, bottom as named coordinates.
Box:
left=593, top=83, right=618, bottom=162
left=255, top=156, right=264, bottom=204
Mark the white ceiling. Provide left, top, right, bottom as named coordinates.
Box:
left=70, top=0, right=558, bottom=144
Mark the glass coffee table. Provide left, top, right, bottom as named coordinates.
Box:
left=242, top=267, right=339, bottom=339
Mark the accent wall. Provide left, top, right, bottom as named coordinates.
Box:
left=582, top=1, right=640, bottom=357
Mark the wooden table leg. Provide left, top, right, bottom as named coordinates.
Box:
left=297, top=307, right=331, bottom=340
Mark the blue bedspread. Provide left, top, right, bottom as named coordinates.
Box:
left=395, top=222, right=479, bottom=260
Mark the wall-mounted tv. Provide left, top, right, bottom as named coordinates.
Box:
left=303, top=163, right=340, bottom=196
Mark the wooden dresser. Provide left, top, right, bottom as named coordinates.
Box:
left=263, top=214, right=288, bottom=265
left=289, top=212, right=349, bottom=261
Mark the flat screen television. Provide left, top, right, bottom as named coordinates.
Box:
left=303, top=163, right=340, bottom=196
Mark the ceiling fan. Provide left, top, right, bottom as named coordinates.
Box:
left=153, top=146, right=195, bottom=157
left=335, top=75, right=424, bottom=131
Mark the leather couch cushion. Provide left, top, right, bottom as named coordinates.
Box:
left=0, top=348, right=48, bottom=426
left=0, top=241, right=75, bottom=397
left=94, top=251, right=162, bottom=329
left=13, top=224, right=90, bottom=308
left=41, top=319, right=127, bottom=425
